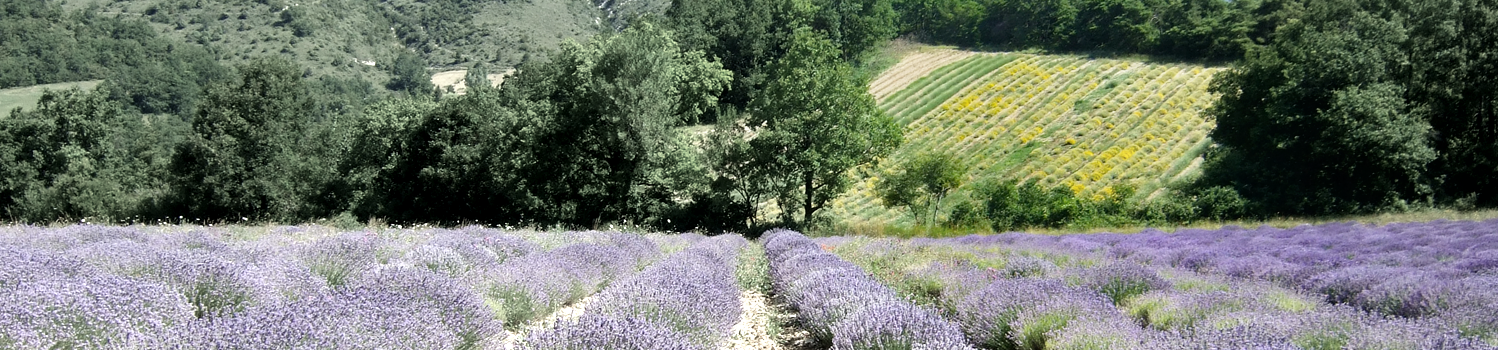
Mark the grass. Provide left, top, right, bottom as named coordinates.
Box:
left=0, top=80, right=102, bottom=116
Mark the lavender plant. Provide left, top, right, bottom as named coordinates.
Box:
left=763, top=229, right=975, bottom=349
left=539, top=235, right=747, bottom=348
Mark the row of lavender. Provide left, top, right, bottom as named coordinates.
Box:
left=520, top=234, right=747, bottom=349
left=819, top=225, right=1498, bottom=349
left=762, top=229, right=972, bottom=349
left=956, top=220, right=1498, bottom=339
left=0, top=225, right=663, bottom=349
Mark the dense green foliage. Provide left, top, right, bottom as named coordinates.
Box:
left=1201, top=0, right=1498, bottom=216
left=891, top=0, right=1295, bottom=60
left=0, top=0, right=230, bottom=113
left=964, top=180, right=1215, bottom=231
left=170, top=57, right=338, bottom=220
left=0, top=89, right=184, bottom=221
left=739, top=28, right=903, bottom=226
left=665, top=0, right=899, bottom=120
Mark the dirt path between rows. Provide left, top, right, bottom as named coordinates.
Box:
left=495, top=295, right=596, bottom=350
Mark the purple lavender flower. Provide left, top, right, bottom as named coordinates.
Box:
left=831, top=300, right=972, bottom=350
left=1073, top=262, right=1171, bottom=305
left=1008, top=295, right=1124, bottom=350
left=765, top=230, right=972, bottom=348
left=1044, top=317, right=1150, bottom=350
left=0, top=268, right=193, bottom=349
left=586, top=235, right=746, bottom=346
left=299, top=234, right=381, bottom=287
left=520, top=315, right=703, bottom=350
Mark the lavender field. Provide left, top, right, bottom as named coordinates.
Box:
left=3, top=221, right=1497, bottom=349
left=808, top=220, right=1498, bottom=349
left=0, top=225, right=749, bottom=349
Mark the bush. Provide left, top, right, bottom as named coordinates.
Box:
left=1193, top=186, right=1248, bottom=221
left=976, top=180, right=1079, bottom=231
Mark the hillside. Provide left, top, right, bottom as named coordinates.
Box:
left=831, top=51, right=1224, bottom=225
left=4, top=0, right=648, bottom=91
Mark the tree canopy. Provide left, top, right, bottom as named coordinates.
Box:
left=745, top=28, right=901, bottom=226
left=1200, top=0, right=1497, bottom=215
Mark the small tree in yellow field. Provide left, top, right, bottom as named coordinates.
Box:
left=874, top=153, right=967, bottom=226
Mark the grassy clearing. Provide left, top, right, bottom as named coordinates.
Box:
left=833, top=53, right=1224, bottom=226
left=0, top=80, right=102, bottom=115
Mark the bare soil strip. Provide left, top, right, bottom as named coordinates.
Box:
left=869, top=49, right=974, bottom=101
left=496, top=295, right=598, bottom=350
left=727, top=290, right=782, bottom=350
left=430, top=69, right=516, bottom=95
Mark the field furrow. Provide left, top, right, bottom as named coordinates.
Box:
left=869, top=49, right=974, bottom=101
left=835, top=52, right=1225, bottom=225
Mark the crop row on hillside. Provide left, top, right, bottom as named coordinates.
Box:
left=837, top=53, right=1223, bottom=225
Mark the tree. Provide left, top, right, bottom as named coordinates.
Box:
left=463, top=64, right=491, bottom=94
left=875, top=153, right=966, bottom=225
left=747, top=28, right=901, bottom=227
left=385, top=51, right=433, bottom=96
left=170, top=57, right=326, bottom=220
left=809, top=0, right=900, bottom=61
left=1071, top=0, right=1159, bottom=52
left=371, top=93, right=535, bottom=224
left=1201, top=0, right=1435, bottom=215
left=1403, top=0, right=1498, bottom=206
left=493, top=23, right=731, bottom=227
left=703, top=111, right=783, bottom=230
left=0, top=89, right=117, bottom=220
left=976, top=179, right=1079, bottom=230
left=334, top=97, right=435, bottom=218
left=666, top=0, right=799, bottom=119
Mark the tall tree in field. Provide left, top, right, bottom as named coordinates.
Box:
left=171, top=57, right=325, bottom=220
left=509, top=23, right=732, bottom=227
left=667, top=0, right=799, bottom=118
left=808, top=0, right=899, bottom=61
left=748, top=28, right=901, bottom=227
left=875, top=152, right=966, bottom=225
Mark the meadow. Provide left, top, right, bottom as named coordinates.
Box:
left=4, top=221, right=1496, bottom=349
left=0, top=81, right=101, bottom=115
left=834, top=53, right=1223, bottom=226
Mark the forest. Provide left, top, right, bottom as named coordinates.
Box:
left=1, top=0, right=1496, bottom=231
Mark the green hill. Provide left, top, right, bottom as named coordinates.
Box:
left=832, top=50, right=1224, bottom=226
left=4, top=0, right=649, bottom=91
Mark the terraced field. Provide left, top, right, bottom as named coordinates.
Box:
left=834, top=53, right=1224, bottom=225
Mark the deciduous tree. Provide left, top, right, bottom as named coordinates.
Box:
left=747, top=28, right=901, bottom=227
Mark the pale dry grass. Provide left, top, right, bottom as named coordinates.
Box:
left=431, top=69, right=516, bottom=95
left=868, top=49, right=973, bottom=101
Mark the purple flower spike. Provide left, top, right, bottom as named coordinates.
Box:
left=521, top=315, right=704, bottom=350
left=831, top=301, right=971, bottom=350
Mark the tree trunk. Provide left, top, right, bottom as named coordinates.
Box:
left=803, top=171, right=814, bottom=226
